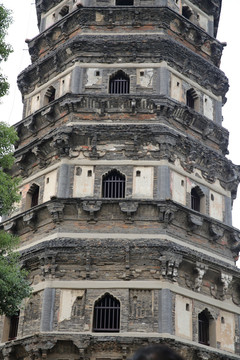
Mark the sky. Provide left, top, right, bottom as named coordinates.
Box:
left=0, top=0, right=239, bottom=228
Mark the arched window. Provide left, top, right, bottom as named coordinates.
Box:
left=186, top=88, right=198, bottom=110
left=116, top=0, right=134, bottom=5
left=109, top=70, right=130, bottom=94
left=93, top=293, right=120, bottom=332
left=44, top=86, right=56, bottom=105
left=102, top=169, right=126, bottom=198
left=198, top=310, right=209, bottom=345
left=191, top=187, right=200, bottom=212
left=8, top=310, right=20, bottom=341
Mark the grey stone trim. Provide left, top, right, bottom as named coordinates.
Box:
left=224, top=196, right=232, bottom=226
left=158, top=289, right=173, bottom=334
left=57, top=164, right=71, bottom=198
left=215, top=100, right=223, bottom=125
left=157, top=166, right=170, bottom=200
left=159, top=67, right=170, bottom=96
left=71, top=66, right=83, bottom=94
left=40, top=288, right=55, bottom=332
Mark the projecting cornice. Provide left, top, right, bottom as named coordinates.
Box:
left=12, top=123, right=240, bottom=197
left=27, top=7, right=224, bottom=66
left=1, top=198, right=240, bottom=262
left=18, top=34, right=228, bottom=99
left=14, top=94, right=229, bottom=155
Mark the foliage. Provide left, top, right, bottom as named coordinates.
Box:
left=0, top=122, right=21, bottom=215
left=0, top=232, right=31, bottom=316
left=0, top=4, right=13, bottom=98
left=0, top=5, right=31, bottom=316
left=0, top=123, right=31, bottom=316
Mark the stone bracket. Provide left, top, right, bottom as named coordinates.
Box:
left=23, top=210, right=37, bottom=231
left=209, top=223, right=224, bottom=242
left=194, top=262, right=208, bottom=292
left=82, top=200, right=102, bottom=223
left=188, top=213, right=203, bottom=232
left=47, top=201, right=65, bottom=223
left=119, top=201, right=138, bottom=223
left=157, top=203, right=177, bottom=227
left=159, top=252, right=183, bottom=282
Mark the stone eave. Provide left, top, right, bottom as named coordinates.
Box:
left=27, top=6, right=224, bottom=66
left=12, top=123, right=240, bottom=194
left=1, top=332, right=239, bottom=360
left=17, top=34, right=228, bottom=99
left=1, top=198, right=240, bottom=261
left=14, top=94, right=229, bottom=155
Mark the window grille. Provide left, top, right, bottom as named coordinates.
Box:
left=109, top=71, right=130, bottom=94
left=102, top=169, right=126, bottom=198
left=191, top=188, right=200, bottom=212
left=93, top=293, right=120, bottom=332
left=8, top=311, right=20, bottom=341
left=198, top=311, right=209, bottom=345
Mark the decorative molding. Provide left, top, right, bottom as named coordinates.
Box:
left=188, top=213, right=203, bottom=232
left=159, top=252, right=183, bottom=282
left=194, top=262, right=208, bottom=292
left=119, top=201, right=138, bottom=223
left=47, top=201, right=65, bottom=223
left=82, top=200, right=102, bottom=223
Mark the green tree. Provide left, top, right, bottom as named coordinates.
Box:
left=0, top=123, right=31, bottom=316
left=0, top=5, right=31, bottom=316
left=0, top=4, right=12, bottom=97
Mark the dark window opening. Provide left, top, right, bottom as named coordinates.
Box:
left=31, top=186, right=39, bottom=207
left=198, top=311, right=209, bottom=346
left=116, top=0, right=134, bottom=5
left=8, top=311, right=20, bottom=341
left=59, top=5, right=69, bottom=17
left=109, top=70, right=130, bottom=95
left=191, top=187, right=201, bottom=212
left=186, top=89, right=196, bottom=109
left=93, top=293, right=120, bottom=332
left=182, top=6, right=192, bottom=20
left=102, top=169, right=126, bottom=199
left=45, top=86, right=56, bottom=104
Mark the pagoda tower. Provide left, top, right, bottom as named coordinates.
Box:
left=1, top=0, right=240, bottom=359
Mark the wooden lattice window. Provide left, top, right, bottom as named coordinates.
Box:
left=102, top=169, right=126, bottom=198
left=198, top=311, right=209, bottom=345
left=109, top=70, right=130, bottom=94
left=93, top=293, right=120, bottom=332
